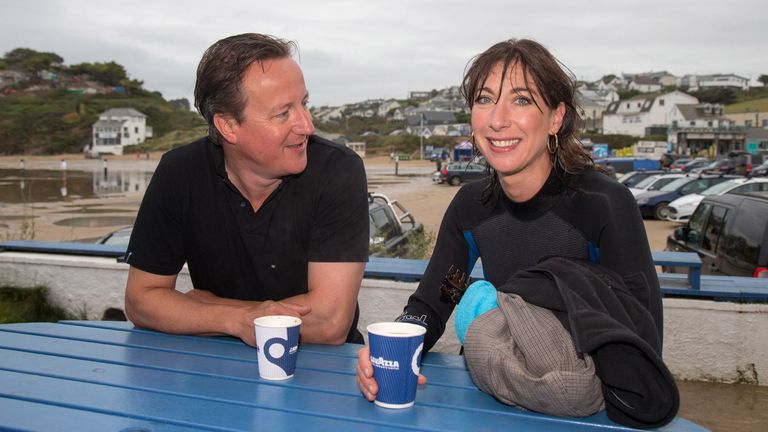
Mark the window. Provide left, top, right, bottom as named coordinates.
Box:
left=687, top=202, right=711, bottom=247
left=369, top=207, right=396, bottom=241
left=659, top=99, right=665, bottom=106
left=721, top=199, right=767, bottom=266
left=746, top=120, right=753, bottom=127
left=690, top=121, right=696, bottom=126
left=135, top=127, right=139, bottom=133
left=701, top=206, right=728, bottom=253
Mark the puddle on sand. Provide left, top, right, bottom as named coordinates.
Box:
left=53, top=216, right=135, bottom=228
left=0, top=168, right=152, bottom=204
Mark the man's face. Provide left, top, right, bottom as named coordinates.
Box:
left=221, top=57, right=314, bottom=179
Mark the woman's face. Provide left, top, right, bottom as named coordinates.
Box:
left=471, top=62, right=564, bottom=180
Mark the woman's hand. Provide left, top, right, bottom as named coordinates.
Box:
left=356, top=345, right=427, bottom=401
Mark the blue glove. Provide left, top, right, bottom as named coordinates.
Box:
left=454, top=280, right=498, bottom=345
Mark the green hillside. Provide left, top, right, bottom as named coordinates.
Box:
left=0, top=90, right=205, bottom=155
left=725, top=97, right=768, bottom=114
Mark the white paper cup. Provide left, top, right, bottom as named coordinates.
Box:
left=254, top=315, right=301, bottom=380
left=367, top=322, right=426, bottom=408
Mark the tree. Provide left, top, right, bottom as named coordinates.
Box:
left=758, top=74, right=768, bottom=87
left=3, top=47, right=63, bottom=72
left=169, top=98, right=191, bottom=111
left=691, top=88, right=737, bottom=105
left=601, top=74, right=617, bottom=84
left=68, top=61, right=129, bottom=86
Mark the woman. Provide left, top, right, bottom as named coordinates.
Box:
left=356, top=39, right=661, bottom=401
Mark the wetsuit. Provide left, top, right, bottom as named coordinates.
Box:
left=396, top=168, right=662, bottom=352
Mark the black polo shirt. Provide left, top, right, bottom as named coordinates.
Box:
left=126, top=135, right=369, bottom=342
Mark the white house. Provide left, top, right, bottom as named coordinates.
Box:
left=602, top=91, right=699, bottom=137
left=628, top=76, right=663, bottom=93
left=377, top=100, right=401, bottom=118
left=86, top=108, right=152, bottom=157
left=682, top=74, right=750, bottom=91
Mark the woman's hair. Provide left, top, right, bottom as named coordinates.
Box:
left=194, top=33, right=296, bottom=144
left=461, top=39, right=595, bottom=183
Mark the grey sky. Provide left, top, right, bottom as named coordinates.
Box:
left=1, top=0, right=766, bottom=107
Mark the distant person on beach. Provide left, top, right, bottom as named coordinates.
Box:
left=356, top=39, right=673, bottom=426
left=124, top=33, right=369, bottom=346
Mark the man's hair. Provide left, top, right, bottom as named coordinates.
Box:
left=461, top=39, right=594, bottom=183
left=194, top=33, right=296, bottom=144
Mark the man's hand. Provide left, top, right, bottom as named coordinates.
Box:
left=235, top=300, right=310, bottom=346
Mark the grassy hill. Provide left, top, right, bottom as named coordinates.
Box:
left=0, top=89, right=205, bottom=155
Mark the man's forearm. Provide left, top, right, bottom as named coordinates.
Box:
left=125, top=286, right=241, bottom=337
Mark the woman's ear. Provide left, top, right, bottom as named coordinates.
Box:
left=213, top=114, right=239, bottom=144
left=550, top=102, right=566, bottom=135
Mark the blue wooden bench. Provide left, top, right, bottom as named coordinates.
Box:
left=651, top=251, right=702, bottom=291
left=1, top=240, right=765, bottom=301
left=0, top=240, right=127, bottom=259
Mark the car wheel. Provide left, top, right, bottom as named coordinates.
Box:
left=653, top=202, right=670, bottom=220
left=449, top=176, right=461, bottom=186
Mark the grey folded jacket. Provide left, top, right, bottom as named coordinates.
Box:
left=464, top=292, right=604, bottom=417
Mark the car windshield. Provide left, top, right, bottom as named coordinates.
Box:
left=633, top=175, right=660, bottom=189
left=701, top=180, right=739, bottom=196
left=650, top=177, right=680, bottom=191
left=659, top=177, right=693, bottom=192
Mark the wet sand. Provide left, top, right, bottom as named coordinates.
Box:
left=1, top=153, right=767, bottom=430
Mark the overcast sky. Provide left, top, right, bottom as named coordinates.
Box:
left=2, top=1, right=766, bottom=108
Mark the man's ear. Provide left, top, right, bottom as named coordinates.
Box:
left=213, top=114, right=239, bottom=144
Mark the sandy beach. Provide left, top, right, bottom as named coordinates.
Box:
left=2, top=152, right=766, bottom=431
left=0, top=153, right=678, bottom=251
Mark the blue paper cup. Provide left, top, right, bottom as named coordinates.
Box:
left=367, top=322, right=426, bottom=409
left=254, top=315, right=301, bottom=380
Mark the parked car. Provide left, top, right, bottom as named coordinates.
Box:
left=678, top=158, right=712, bottom=173
left=628, top=173, right=685, bottom=197
left=616, top=169, right=666, bottom=188
left=665, top=178, right=768, bottom=223
left=749, top=161, right=768, bottom=177
left=595, top=157, right=660, bottom=175
left=96, top=226, right=133, bottom=246
left=635, top=174, right=739, bottom=220
left=668, top=158, right=692, bottom=171
left=665, top=191, right=768, bottom=278
left=368, top=192, right=423, bottom=256
left=433, top=160, right=487, bottom=186
left=692, top=158, right=737, bottom=175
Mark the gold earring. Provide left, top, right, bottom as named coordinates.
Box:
left=547, top=134, right=559, bottom=154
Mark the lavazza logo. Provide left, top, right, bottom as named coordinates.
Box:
left=370, top=356, right=400, bottom=370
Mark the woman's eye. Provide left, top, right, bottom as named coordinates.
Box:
left=514, top=96, right=531, bottom=106
left=475, top=95, right=493, bottom=105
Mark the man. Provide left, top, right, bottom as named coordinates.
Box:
left=124, top=33, right=369, bottom=346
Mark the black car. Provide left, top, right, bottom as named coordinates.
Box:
left=665, top=191, right=768, bottom=278
left=433, top=160, right=487, bottom=186
left=679, top=158, right=712, bottom=172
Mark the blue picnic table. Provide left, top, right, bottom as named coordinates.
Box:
left=0, top=321, right=706, bottom=431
